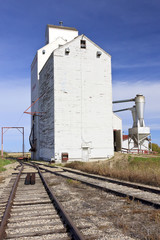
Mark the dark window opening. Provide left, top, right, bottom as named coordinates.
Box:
left=80, top=40, right=86, bottom=49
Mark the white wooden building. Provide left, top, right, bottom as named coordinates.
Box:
left=31, top=24, right=122, bottom=161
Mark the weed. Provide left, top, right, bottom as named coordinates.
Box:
left=0, top=158, right=15, bottom=172
left=66, top=178, right=81, bottom=186
left=55, top=163, right=63, bottom=166
left=65, top=153, right=160, bottom=187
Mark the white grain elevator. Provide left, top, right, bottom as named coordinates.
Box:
left=30, top=24, right=119, bottom=162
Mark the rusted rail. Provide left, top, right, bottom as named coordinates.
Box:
left=61, top=167, right=160, bottom=195
left=20, top=162, right=85, bottom=240
left=34, top=162, right=160, bottom=195
left=0, top=164, right=24, bottom=240
left=36, top=165, right=85, bottom=240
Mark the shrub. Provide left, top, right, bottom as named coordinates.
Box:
left=151, top=143, right=160, bottom=153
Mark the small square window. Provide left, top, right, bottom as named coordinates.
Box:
left=80, top=40, right=86, bottom=49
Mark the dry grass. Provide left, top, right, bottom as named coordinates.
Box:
left=7, top=152, right=31, bottom=158
left=105, top=197, right=160, bottom=239
left=65, top=153, right=160, bottom=187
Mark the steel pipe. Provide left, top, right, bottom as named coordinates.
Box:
left=113, top=98, right=135, bottom=104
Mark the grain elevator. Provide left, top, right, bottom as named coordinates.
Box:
left=30, top=24, right=121, bottom=161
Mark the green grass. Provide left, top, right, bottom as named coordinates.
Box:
left=128, top=156, right=160, bottom=171
left=0, top=158, right=16, bottom=172
left=129, top=156, right=160, bottom=163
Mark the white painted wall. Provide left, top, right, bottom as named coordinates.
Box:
left=122, top=139, right=129, bottom=149
left=53, top=35, right=114, bottom=161
left=38, top=54, right=54, bottom=160
left=37, top=38, right=67, bottom=78
left=45, top=25, right=78, bottom=44
left=113, top=113, right=122, bottom=131
left=32, top=25, right=115, bottom=161
left=31, top=26, right=78, bottom=159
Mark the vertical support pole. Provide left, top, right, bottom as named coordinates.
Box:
left=138, top=132, right=139, bottom=154
left=1, top=127, right=3, bottom=159
left=33, top=115, right=35, bottom=144
left=22, top=127, right=24, bottom=157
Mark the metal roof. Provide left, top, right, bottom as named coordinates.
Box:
left=123, top=135, right=129, bottom=141
left=47, top=24, right=78, bottom=31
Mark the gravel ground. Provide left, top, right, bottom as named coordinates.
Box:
left=44, top=171, right=160, bottom=240
left=58, top=170, right=160, bottom=205
left=0, top=162, right=19, bottom=198
left=3, top=165, right=71, bottom=240
left=1, top=163, right=160, bottom=239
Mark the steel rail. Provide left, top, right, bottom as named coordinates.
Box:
left=0, top=164, right=24, bottom=240
left=24, top=163, right=85, bottom=240
left=61, top=167, right=160, bottom=195
left=37, top=166, right=160, bottom=209
left=32, top=162, right=160, bottom=195
left=36, top=165, right=85, bottom=240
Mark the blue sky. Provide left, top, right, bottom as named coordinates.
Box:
left=0, top=0, right=160, bottom=152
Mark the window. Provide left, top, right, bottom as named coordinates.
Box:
left=97, top=51, right=102, bottom=58
left=80, top=40, right=86, bottom=49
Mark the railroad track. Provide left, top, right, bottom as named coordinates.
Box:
left=32, top=162, right=160, bottom=209
left=0, top=163, right=85, bottom=240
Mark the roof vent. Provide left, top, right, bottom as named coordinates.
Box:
left=59, top=21, right=63, bottom=26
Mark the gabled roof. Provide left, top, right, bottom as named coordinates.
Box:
left=54, top=34, right=111, bottom=57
